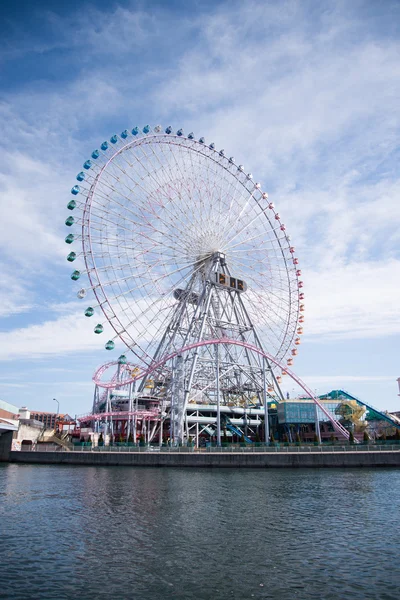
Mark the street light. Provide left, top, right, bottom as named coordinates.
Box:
left=53, top=398, right=59, bottom=432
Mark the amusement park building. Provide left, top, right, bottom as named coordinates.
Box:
left=275, top=390, right=399, bottom=441
left=0, top=400, right=19, bottom=420
left=29, top=411, right=69, bottom=429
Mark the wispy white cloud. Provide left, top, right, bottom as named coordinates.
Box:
left=0, top=267, right=34, bottom=318
left=298, top=375, right=395, bottom=384
left=303, top=259, right=400, bottom=340
left=0, top=309, right=121, bottom=361
left=0, top=0, right=399, bottom=413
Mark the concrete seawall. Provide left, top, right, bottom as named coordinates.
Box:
left=8, top=450, right=400, bottom=468
left=0, top=432, right=13, bottom=462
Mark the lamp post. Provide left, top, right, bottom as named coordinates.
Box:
left=53, top=398, right=59, bottom=432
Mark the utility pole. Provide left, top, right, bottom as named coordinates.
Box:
left=53, top=398, right=59, bottom=432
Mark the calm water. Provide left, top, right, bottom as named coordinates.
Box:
left=1, top=465, right=400, bottom=600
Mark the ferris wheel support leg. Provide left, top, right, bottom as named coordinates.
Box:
left=236, top=293, right=284, bottom=401
left=127, top=383, right=132, bottom=441
left=263, top=359, right=270, bottom=445
left=185, top=414, right=189, bottom=445
left=149, top=420, right=158, bottom=443
left=109, top=390, right=114, bottom=439
left=160, top=279, right=210, bottom=380
left=179, top=284, right=214, bottom=445
left=104, top=389, right=110, bottom=441
left=172, top=355, right=185, bottom=445
left=92, top=385, right=99, bottom=415
left=224, top=267, right=265, bottom=390
left=215, top=344, right=221, bottom=447
left=170, top=365, right=174, bottom=443
left=314, top=404, right=322, bottom=443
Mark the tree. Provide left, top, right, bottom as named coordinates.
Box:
left=270, top=432, right=275, bottom=443
left=363, top=431, right=369, bottom=444
left=395, top=429, right=400, bottom=441
left=349, top=431, right=355, bottom=445
left=313, top=433, right=319, bottom=445
left=98, top=433, right=104, bottom=446
left=128, top=432, right=134, bottom=443
left=329, top=434, right=335, bottom=446
left=295, top=432, right=301, bottom=445
left=139, top=434, right=146, bottom=447
left=255, top=430, right=261, bottom=443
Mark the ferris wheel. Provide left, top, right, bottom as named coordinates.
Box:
left=66, top=124, right=304, bottom=371
left=65, top=124, right=354, bottom=446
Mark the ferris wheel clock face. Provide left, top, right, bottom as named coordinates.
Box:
left=65, top=125, right=304, bottom=368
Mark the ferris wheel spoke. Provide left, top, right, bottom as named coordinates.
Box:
left=124, top=144, right=205, bottom=239
left=156, top=142, right=213, bottom=239
left=93, top=155, right=199, bottom=244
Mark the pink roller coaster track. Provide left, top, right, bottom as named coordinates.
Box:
left=79, top=410, right=159, bottom=424
left=92, top=338, right=350, bottom=440
left=93, top=361, right=140, bottom=385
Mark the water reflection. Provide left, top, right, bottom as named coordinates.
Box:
left=0, top=465, right=399, bottom=600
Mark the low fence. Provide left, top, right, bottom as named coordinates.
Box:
left=24, top=443, right=400, bottom=454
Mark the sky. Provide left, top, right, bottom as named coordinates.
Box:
left=0, top=0, right=399, bottom=417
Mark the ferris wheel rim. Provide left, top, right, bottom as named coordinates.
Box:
left=70, top=125, right=303, bottom=365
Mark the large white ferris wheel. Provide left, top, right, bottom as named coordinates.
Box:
left=66, top=124, right=348, bottom=444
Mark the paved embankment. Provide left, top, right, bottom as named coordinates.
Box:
left=8, top=450, right=400, bottom=468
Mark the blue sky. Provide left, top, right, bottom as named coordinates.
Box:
left=0, top=0, right=399, bottom=417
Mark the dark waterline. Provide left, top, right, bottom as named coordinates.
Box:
left=1, top=464, right=399, bottom=600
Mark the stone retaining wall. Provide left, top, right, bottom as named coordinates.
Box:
left=8, top=450, right=400, bottom=468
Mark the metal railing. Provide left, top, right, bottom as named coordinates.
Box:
left=19, top=443, right=400, bottom=454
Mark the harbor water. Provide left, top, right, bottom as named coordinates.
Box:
left=1, top=464, right=399, bottom=600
